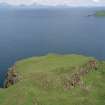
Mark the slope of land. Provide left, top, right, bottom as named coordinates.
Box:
left=0, top=54, right=105, bottom=105
left=95, top=11, right=105, bottom=17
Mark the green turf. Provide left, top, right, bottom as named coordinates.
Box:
left=0, top=54, right=105, bottom=105
left=95, top=11, right=105, bottom=17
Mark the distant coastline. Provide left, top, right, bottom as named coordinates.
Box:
left=0, top=2, right=105, bottom=9
left=87, top=10, right=105, bottom=17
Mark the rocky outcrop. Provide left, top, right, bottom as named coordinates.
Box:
left=4, top=64, right=19, bottom=88
left=63, top=60, right=98, bottom=90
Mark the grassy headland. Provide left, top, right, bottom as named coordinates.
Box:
left=87, top=11, right=105, bottom=17
left=0, top=54, right=105, bottom=105
left=95, top=11, right=105, bottom=17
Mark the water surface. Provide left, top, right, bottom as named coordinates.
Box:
left=0, top=7, right=105, bottom=86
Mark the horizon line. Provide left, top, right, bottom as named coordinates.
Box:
left=0, top=3, right=105, bottom=7
left=0, top=1, right=105, bottom=7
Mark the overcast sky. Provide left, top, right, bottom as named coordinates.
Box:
left=0, top=0, right=105, bottom=5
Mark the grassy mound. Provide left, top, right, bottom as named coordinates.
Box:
left=95, top=11, right=105, bottom=17
left=0, top=54, right=105, bottom=105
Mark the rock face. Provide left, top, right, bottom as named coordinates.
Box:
left=63, top=60, right=98, bottom=90
left=4, top=65, right=19, bottom=88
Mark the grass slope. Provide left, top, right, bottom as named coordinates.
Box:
left=0, top=54, right=105, bottom=105
left=95, top=11, right=105, bottom=17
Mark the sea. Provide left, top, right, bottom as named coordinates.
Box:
left=0, top=7, right=105, bottom=87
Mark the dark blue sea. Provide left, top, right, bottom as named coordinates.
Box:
left=0, top=7, right=105, bottom=87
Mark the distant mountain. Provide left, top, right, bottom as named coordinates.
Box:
left=0, top=2, right=105, bottom=8
left=0, top=2, right=12, bottom=8
left=0, top=2, right=52, bottom=8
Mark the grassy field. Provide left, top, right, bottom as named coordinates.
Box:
left=0, top=54, right=105, bottom=105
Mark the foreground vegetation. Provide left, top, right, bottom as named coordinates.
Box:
left=0, top=54, right=105, bottom=105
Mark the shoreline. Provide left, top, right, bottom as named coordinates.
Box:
left=3, top=54, right=97, bottom=88
left=3, top=53, right=104, bottom=89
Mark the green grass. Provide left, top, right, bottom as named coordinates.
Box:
left=95, top=11, right=105, bottom=17
left=0, top=54, right=105, bottom=105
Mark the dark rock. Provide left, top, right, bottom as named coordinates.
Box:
left=4, top=65, right=19, bottom=88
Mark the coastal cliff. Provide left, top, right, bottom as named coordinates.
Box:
left=4, top=65, right=19, bottom=88
left=0, top=54, right=105, bottom=105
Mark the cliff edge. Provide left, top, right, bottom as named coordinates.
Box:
left=0, top=54, right=105, bottom=105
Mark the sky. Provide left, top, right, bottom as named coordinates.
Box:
left=0, top=0, right=105, bottom=6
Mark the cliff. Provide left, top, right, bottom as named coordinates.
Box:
left=0, top=54, right=105, bottom=105
left=4, top=65, right=19, bottom=88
